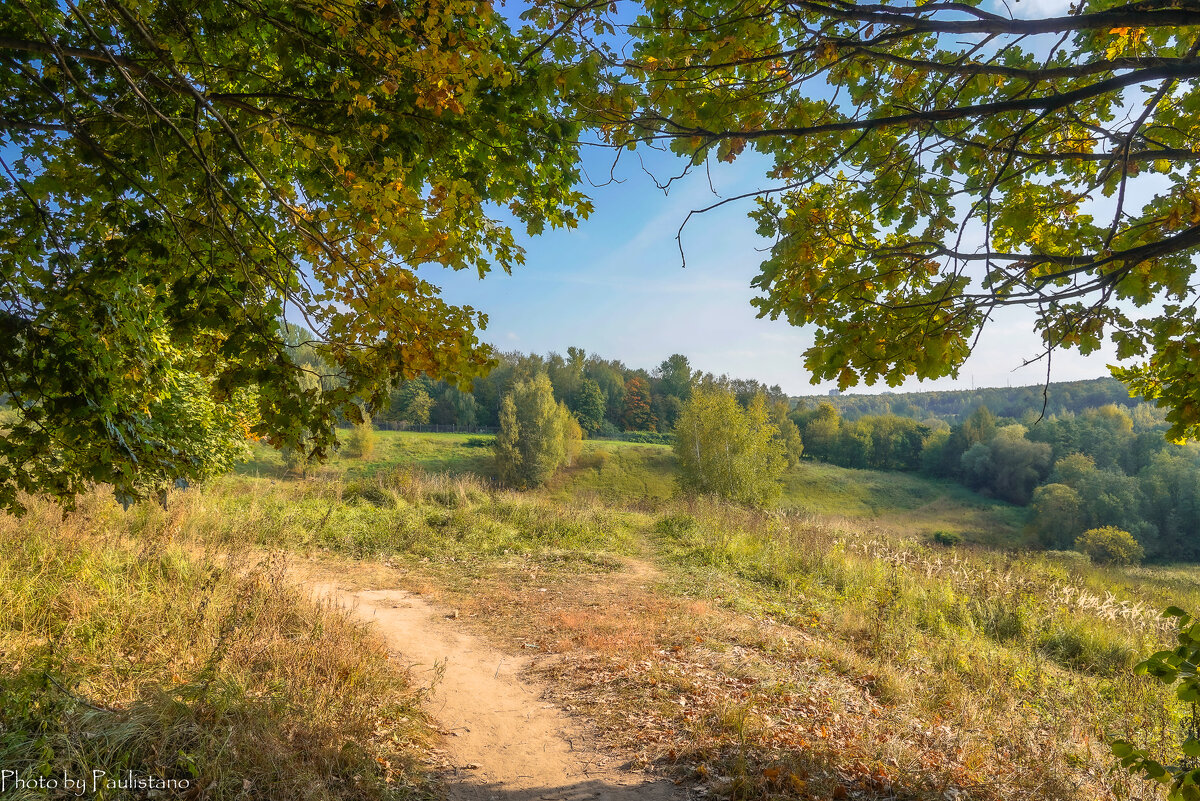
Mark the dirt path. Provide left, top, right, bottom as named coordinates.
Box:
left=309, top=578, right=684, bottom=801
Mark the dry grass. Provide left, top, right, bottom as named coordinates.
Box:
left=262, top=472, right=1178, bottom=801
left=0, top=489, right=436, bottom=801
left=4, top=449, right=1192, bottom=801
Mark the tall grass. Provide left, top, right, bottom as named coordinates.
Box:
left=6, top=435, right=1194, bottom=801
left=647, top=498, right=1182, bottom=799
left=0, top=490, right=433, bottom=801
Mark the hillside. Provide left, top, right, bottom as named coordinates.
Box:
left=240, top=432, right=1027, bottom=546
left=5, top=432, right=1189, bottom=801
left=795, top=376, right=1137, bottom=422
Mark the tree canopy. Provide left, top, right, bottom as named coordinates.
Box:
left=0, top=0, right=590, bottom=509
left=529, top=0, right=1200, bottom=437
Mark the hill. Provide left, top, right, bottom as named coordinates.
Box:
left=8, top=432, right=1191, bottom=801
left=795, top=376, right=1137, bottom=422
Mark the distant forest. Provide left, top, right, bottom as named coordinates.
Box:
left=793, top=378, right=1136, bottom=423
left=375, top=348, right=789, bottom=438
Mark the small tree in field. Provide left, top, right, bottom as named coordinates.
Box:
left=494, top=395, right=522, bottom=486
left=494, top=374, right=570, bottom=488
left=1076, top=527, right=1145, bottom=566
left=344, top=414, right=377, bottom=460
left=674, top=388, right=786, bottom=506
left=560, top=402, right=583, bottom=467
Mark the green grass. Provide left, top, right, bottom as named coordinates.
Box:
left=548, top=441, right=677, bottom=503
left=779, top=460, right=1029, bottom=545
left=211, top=444, right=1195, bottom=798
left=294, top=432, right=1025, bottom=540
left=236, top=431, right=497, bottom=480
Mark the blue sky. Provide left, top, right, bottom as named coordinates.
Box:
left=423, top=143, right=1123, bottom=397
left=420, top=0, right=1177, bottom=397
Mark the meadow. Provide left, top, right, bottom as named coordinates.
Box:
left=2, top=431, right=1194, bottom=800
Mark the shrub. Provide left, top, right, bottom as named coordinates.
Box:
left=344, top=417, right=377, bottom=460
left=931, top=530, right=962, bottom=547
left=623, top=431, right=674, bottom=445
left=1075, top=526, right=1145, bottom=565
left=462, top=436, right=493, bottom=448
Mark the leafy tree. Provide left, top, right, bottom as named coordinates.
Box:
left=769, top=399, right=804, bottom=468
left=961, top=425, right=1051, bottom=505
left=493, top=374, right=567, bottom=488
left=1, top=0, right=589, bottom=510
left=432, top=386, right=479, bottom=428
left=674, top=387, right=785, bottom=506
left=1028, top=483, right=1085, bottom=550
left=1139, top=450, right=1200, bottom=560
left=801, top=402, right=841, bottom=462
left=494, top=395, right=523, bottom=487
left=560, top=402, right=583, bottom=467
left=621, top=376, right=656, bottom=431
left=571, top=379, right=607, bottom=436
left=1050, top=453, right=1099, bottom=488
left=344, top=416, right=377, bottom=460
left=403, top=390, right=435, bottom=426
left=1075, top=469, right=1151, bottom=540
left=1076, top=527, right=1145, bottom=566
left=656, top=354, right=696, bottom=402
left=653, top=394, right=685, bottom=432
left=962, top=406, right=998, bottom=448
left=986, top=426, right=1053, bottom=506
left=559, top=0, right=1200, bottom=437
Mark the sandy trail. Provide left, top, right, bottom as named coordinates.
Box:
left=310, top=580, right=683, bottom=801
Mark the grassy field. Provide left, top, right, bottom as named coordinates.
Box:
left=4, top=431, right=1194, bottom=801
left=239, top=431, right=1026, bottom=542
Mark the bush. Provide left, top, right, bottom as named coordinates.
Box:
left=1075, top=526, right=1145, bottom=565
left=931, top=530, right=962, bottom=547
left=344, top=417, right=377, bottom=460
left=462, top=436, right=493, bottom=448
left=623, top=431, right=674, bottom=445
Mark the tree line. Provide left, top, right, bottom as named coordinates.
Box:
left=376, top=349, right=788, bottom=438
left=275, top=333, right=1200, bottom=563
left=795, top=399, right=1200, bottom=562
left=795, top=378, right=1137, bottom=423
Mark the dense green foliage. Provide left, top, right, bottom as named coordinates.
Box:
left=540, top=0, right=1200, bottom=438
left=1076, top=527, right=1145, bottom=566
left=790, top=391, right=1200, bottom=561
left=0, top=0, right=590, bottom=510
left=673, top=387, right=786, bottom=506
left=384, top=349, right=784, bottom=437
left=798, top=378, right=1137, bottom=423
left=493, top=374, right=576, bottom=488
left=344, top=417, right=378, bottom=460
